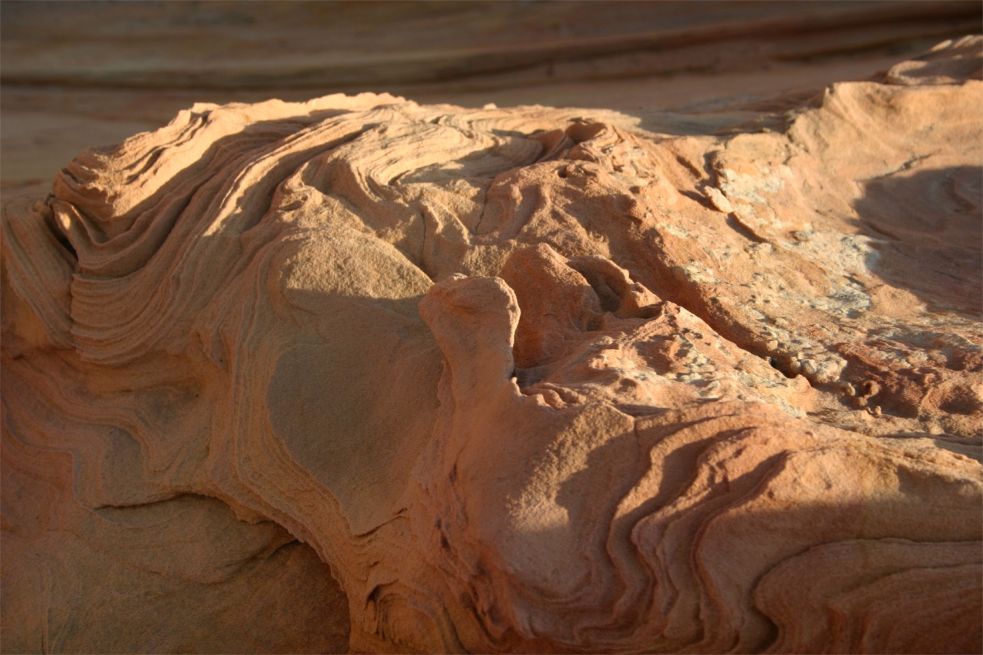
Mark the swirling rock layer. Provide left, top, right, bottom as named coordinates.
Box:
left=2, top=38, right=981, bottom=653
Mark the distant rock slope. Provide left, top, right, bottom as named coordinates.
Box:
left=2, top=38, right=981, bottom=653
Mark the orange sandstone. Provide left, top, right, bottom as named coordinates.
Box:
left=2, top=38, right=981, bottom=653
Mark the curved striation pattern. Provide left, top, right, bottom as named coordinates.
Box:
left=2, top=40, right=981, bottom=652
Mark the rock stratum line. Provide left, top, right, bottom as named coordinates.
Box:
left=2, top=37, right=981, bottom=654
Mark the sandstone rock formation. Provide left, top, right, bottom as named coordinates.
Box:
left=4, top=1, right=980, bottom=190
left=2, top=37, right=981, bottom=653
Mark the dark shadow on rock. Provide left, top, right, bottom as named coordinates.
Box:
left=631, top=109, right=782, bottom=137
left=853, top=166, right=982, bottom=317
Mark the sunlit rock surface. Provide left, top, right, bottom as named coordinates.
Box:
left=2, top=38, right=981, bottom=653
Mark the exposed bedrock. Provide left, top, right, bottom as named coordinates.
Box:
left=2, top=38, right=981, bottom=653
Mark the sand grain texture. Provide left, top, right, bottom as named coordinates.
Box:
left=2, top=38, right=982, bottom=653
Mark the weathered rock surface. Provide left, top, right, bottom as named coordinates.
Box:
left=2, top=38, right=981, bottom=653
left=4, top=1, right=980, bottom=190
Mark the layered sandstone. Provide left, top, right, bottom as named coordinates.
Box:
left=2, top=38, right=981, bottom=653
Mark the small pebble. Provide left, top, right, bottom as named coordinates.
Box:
left=705, top=187, right=733, bottom=213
